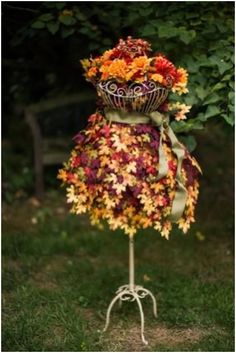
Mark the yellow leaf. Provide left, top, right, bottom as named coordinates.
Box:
left=113, top=183, right=126, bottom=195
left=196, top=231, right=205, bottom=241
left=126, top=161, right=137, bottom=173
left=143, top=274, right=151, bottom=282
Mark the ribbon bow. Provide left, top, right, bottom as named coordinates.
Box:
left=104, top=108, right=188, bottom=222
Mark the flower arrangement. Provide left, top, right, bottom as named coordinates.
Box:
left=81, top=36, right=190, bottom=119
left=58, top=37, right=201, bottom=239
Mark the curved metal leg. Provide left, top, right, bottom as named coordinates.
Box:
left=141, top=288, right=157, bottom=318
left=134, top=294, right=148, bottom=345
left=118, top=298, right=122, bottom=308
left=103, top=291, right=128, bottom=332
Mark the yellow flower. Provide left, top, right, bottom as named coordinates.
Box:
left=151, top=73, right=164, bottom=84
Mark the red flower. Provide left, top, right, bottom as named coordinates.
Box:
left=155, top=56, right=177, bottom=83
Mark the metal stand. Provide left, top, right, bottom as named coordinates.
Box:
left=103, top=236, right=157, bottom=345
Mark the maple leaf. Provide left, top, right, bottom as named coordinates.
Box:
left=154, top=221, right=162, bottom=231
left=104, top=198, right=116, bottom=209
left=131, top=148, right=140, bottom=157
left=141, top=217, right=152, bottom=228
left=151, top=183, right=164, bottom=193
left=66, top=185, right=77, bottom=203
left=123, top=225, right=136, bottom=237
left=109, top=159, right=120, bottom=173
left=142, top=134, right=151, bottom=143
left=100, top=155, right=110, bottom=167
left=143, top=203, right=155, bottom=216
left=89, top=150, right=98, bottom=158
left=126, top=161, right=137, bottom=173
left=75, top=204, right=87, bottom=214
left=105, top=173, right=117, bottom=184
left=111, top=135, right=128, bottom=152
left=108, top=217, right=123, bottom=230
left=98, top=145, right=111, bottom=155
left=100, top=124, right=111, bottom=138
left=78, top=194, right=87, bottom=203
left=122, top=172, right=135, bottom=187
left=155, top=195, right=165, bottom=206
left=124, top=206, right=135, bottom=217
left=121, top=133, right=136, bottom=145
left=113, top=183, right=126, bottom=195
left=57, top=169, right=67, bottom=182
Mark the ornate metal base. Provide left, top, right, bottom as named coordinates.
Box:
left=103, top=284, right=157, bottom=345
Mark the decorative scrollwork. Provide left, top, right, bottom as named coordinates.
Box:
left=97, top=80, right=170, bottom=113
left=115, top=284, right=150, bottom=302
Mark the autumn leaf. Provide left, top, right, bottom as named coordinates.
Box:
left=109, top=159, right=120, bottom=173
left=122, top=171, right=135, bottom=186
left=113, top=183, right=126, bottom=194
left=57, top=169, right=67, bottom=182
left=66, top=185, right=77, bottom=203
left=100, top=155, right=110, bottom=167
left=111, top=135, right=128, bottom=152
left=151, top=182, right=164, bottom=193
left=126, top=161, right=137, bottom=173
left=99, top=145, right=111, bottom=155
left=105, top=173, right=117, bottom=184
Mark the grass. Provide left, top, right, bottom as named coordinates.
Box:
left=2, top=123, right=234, bottom=351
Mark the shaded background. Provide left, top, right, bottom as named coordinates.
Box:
left=2, top=1, right=234, bottom=352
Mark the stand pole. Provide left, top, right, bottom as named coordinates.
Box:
left=129, top=236, right=134, bottom=291
left=103, top=236, right=158, bottom=345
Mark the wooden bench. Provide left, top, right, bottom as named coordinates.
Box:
left=25, top=92, right=95, bottom=199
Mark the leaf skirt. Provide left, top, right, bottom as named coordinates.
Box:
left=58, top=112, right=201, bottom=238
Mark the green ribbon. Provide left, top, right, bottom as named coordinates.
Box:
left=104, top=108, right=188, bottom=222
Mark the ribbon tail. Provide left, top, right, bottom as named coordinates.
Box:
left=167, top=181, right=188, bottom=222
left=166, top=126, right=188, bottom=222
left=156, top=125, right=168, bottom=180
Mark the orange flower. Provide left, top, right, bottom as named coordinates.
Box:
left=126, top=56, right=150, bottom=81
left=172, top=68, right=189, bottom=95
left=87, top=66, right=98, bottom=78
left=101, top=50, right=114, bottom=62
left=131, top=56, right=150, bottom=70
left=100, top=59, right=127, bottom=81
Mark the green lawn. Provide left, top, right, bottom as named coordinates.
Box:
left=2, top=124, right=234, bottom=351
